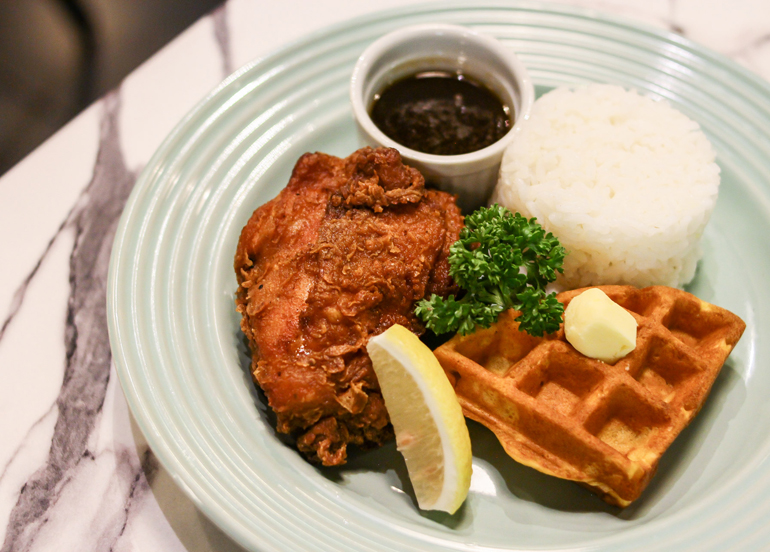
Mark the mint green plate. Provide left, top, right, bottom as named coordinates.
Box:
left=107, top=2, right=770, bottom=550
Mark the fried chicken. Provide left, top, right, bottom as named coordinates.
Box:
left=234, top=147, right=463, bottom=465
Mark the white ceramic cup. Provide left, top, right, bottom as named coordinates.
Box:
left=350, top=23, right=534, bottom=212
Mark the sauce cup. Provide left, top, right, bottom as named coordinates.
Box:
left=350, top=23, right=534, bottom=212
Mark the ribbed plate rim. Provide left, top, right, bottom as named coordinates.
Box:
left=107, top=2, right=770, bottom=551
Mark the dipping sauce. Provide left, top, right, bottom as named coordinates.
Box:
left=370, top=71, right=512, bottom=156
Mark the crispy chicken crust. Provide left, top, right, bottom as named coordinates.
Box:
left=234, top=147, right=463, bottom=465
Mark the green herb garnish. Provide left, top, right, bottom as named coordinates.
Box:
left=416, top=204, right=566, bottom=337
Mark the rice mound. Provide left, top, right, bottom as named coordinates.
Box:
left=492, top=84, right=720, bottom=289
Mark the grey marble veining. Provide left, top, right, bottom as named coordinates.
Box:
left=212, top=4, right=233, bottom=79
left=1, top=91, right=136, bottom=552
left=0, top=5, right=245, bottom=549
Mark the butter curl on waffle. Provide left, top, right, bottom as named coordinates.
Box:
left=433, top=285, right=745, bottom=506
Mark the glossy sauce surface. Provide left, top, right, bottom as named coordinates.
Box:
left=370, top=71, right=511, bottom=156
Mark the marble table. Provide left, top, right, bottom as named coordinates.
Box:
left=1, top=1, right=769, bottom=550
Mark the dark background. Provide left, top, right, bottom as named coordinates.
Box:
left=0, top=0, right=224, bottom=176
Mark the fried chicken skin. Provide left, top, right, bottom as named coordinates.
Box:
left=234, top=147, right=463, bottom=465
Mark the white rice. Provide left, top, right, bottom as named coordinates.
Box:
left=492, top=84, right=720, bottom=289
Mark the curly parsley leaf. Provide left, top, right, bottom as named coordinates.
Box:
left=416, top=204, right=565, bottom=337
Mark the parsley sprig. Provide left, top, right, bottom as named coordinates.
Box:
left=416, top=204, right=566, bottom=337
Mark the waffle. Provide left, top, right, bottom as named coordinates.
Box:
left=434, top=285, right=745, bottom=506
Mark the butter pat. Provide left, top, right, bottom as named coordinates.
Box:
left=564, top=288, right=637, bottom=363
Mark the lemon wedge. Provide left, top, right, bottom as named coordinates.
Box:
left=366, top=324, right=472, bottom=514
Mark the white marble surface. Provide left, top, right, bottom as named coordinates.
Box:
left=1, top=1, right=769, bottom=550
